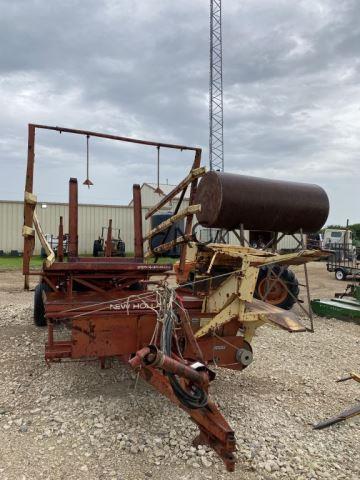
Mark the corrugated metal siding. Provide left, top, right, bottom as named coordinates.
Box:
left=277, top=233, right=303, bottom=250
left=0, top=201, right=24, bottom=253
left=0, top=200, right=149, bottom=255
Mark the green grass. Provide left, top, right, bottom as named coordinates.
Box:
left=146, top=256, right=177, bottom=265
left=0, top=256, right=44, bottom=270
left=0, top=255, right=177, bottom=270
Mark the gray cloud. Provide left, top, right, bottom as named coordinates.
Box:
left=0, top=0, right=359, bottom=224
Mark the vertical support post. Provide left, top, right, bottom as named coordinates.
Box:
left=133, top=184, right=144, bottom=259
left=271, top=232, right=278, bottom=253
left=179, top=149, right=202, bottom=273
left=239, top=224, right=245, bottom=247
left=23, top=124, right=36, bottom=290
left=68, top=178, right=78, bottom=258
left=58, top=216, right=64, bottom=262
left=300, top=229, right=314, bottom=333
left=105, top=219, right=113, bottom=257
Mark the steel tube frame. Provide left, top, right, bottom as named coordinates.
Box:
left=22, top=124, right=201, bottom=286
left=58, top=216, right=64, bottom=262
left=68, top=178, right=78, bottom=257
left=133, top=184, right=144, bottom=259
left=105, top=219, right=113, bottom=257
left=29, top=124, right=199, bottom=151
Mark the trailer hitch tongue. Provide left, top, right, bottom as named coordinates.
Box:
left=130, top=345, right=210, bottom=388
left=129, top=347, right=237, bottom=471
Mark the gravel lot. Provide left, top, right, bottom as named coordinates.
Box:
left=0, top=263, right=359, bottom=480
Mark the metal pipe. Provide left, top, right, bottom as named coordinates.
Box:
left=105, top=219, right=112, bottom=257
left=301, top=229, right=314, bottom=332
left=157, top=146, right=160, bottom=190
left=129, top=346, right=209, bottom=388
left=58, top=216, right=64, bottom=262
left=30, top=123, right=200, bottom=152
left=23, top=124, right=36, bottom=288
left=68, top=178, right=78, bottom=257
left=133, top=184, right=144, bottom=259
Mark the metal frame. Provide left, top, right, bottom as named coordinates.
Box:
left=192, top=227, right=323, bottom=333
left=247, top=231, right=316, bottom=332
left=23, top=123, right=201, bottom=287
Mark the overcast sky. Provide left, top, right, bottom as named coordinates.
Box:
left=1, top=0, right=359, bottom=225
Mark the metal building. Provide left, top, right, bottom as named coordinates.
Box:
left=0, top=199, right=149, bottom=255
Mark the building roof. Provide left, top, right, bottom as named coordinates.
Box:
left=128, top=182, right=190, bottom=206
left=144, top=182, right=190, bottom=199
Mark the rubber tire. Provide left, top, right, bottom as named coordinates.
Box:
left=335, top=268, right=347, bottom=281
left=255, top=266, right=300, bottom=310
left=117, top=240, right=126, bottom=257
left=93, top=240, right=101, bottom=257
left=34, top=283, right=49, bottom=327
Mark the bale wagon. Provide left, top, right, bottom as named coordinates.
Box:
left=22, top=124, right=329, bottom=471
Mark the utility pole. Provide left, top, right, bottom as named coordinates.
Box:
left=209, top=0, right=224, bottom=172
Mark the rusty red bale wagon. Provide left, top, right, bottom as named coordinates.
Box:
left=22, top=124, right=329, bottom=472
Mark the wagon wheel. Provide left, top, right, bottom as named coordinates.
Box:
left=257, top=276, right=288, bottom=306
left=255, top=267, right=299, bottom=310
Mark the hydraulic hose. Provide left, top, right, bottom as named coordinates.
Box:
left=161, top=308, right=208, bottom=409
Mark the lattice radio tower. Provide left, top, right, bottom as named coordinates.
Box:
left=209, top=0, right=224, bottom=171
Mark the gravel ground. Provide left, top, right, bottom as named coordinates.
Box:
left=0, top=264, right=359, bottom=480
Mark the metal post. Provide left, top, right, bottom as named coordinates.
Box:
left=156, top=146, right=160, bottom=192
left=68, top=178, right=78, bottom=258
left=301, top=229, right=314, bottom=332
left=239, top=224, right=245, bottom=247
left=23, top=124, right=36, bottom=289
left=271, top=232, right=278, bottom=253
left=133, top=184, right=144, bottom=259
left=58, top=216, right=64, bottom=262
left=105, top=219, right=113, bottom=257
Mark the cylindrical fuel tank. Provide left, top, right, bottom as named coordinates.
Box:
left=195, top=172, right=329, bottom=233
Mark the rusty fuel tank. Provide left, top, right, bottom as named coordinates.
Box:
left=195, top=172, right=329, bottom=233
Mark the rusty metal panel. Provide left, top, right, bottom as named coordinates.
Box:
left=71, top=314, right=157, bottom=358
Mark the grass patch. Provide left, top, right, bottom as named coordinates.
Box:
left=0, top=256, right=44, bottom=270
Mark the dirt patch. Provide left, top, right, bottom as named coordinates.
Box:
left=0, top=263, right=359, bottom=480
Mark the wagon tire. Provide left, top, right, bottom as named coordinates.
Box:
left=255, top=267, right=299, bottom=310
left=93, top=240, right=101, bottom=257
left=335, top=268, right=347, bottom=281
left=34, top=283, right=49, bottom=327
